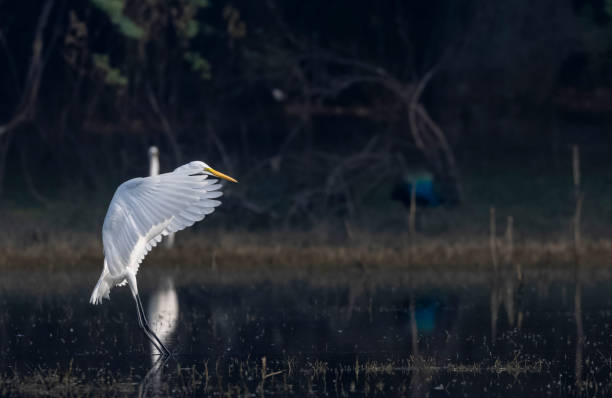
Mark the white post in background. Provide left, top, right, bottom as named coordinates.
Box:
left=148, top=146, right=175, bottom=248
left=148, top=146, right=160, bottom=176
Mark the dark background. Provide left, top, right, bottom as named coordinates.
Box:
left=1, top=0, right=611, bottom=234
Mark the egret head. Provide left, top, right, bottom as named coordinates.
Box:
left=203, top=163, right=238, bottom=183
left=174, top=160, right=238, bottom=182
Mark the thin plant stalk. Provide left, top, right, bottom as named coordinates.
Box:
left=489, top=206, right=498, bottom=269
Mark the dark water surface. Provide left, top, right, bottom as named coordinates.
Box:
left=0, top=264, right=610, bottom=396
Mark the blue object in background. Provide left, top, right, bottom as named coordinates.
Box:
left=392, top=170, right=442, bottom=207
left=412, top=179, right=440, bottom=206
left=415, top=302, right=438, bottom=334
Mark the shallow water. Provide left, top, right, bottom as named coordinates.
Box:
left=0, top=264, right=610, bottom=396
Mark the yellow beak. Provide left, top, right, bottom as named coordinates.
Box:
left=205, top=167, right=238, bottom=183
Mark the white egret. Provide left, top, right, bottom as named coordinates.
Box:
left=148, top=146, right=175, bottom=248
left=90, top=160, right=237, bottom=356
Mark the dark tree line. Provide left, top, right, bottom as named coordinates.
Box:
left=0, top=0, right=609, bottom=225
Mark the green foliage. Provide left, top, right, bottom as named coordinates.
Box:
left=606, top=0, right=612, bottom=18
left=172, top=0, right=210, bottom=42
left=184, top=52, right=211, bottom=79
left=92, top=54, right=128, bottom=86
left=223, top=4, right=246, bottom=39
left=190, top=0, right=209, bottom=7
left=89, top=0, right=215, bottom=85
left=186, top=19, right=199, bottom=38
left=90, top=0, right=143, bottom=39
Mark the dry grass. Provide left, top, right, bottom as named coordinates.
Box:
left=0, top=355, right=559, bottom=397
left=1, top=187, right=610, bottom=271
left=1, top=227, right=611, bottom=271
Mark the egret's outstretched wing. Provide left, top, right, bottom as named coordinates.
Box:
left=102, top=165, right=223, bottom=277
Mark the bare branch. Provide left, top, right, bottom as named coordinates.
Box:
left=0, top=0, right=55, bottom=137
left=0, top=30, right=22, bottom=97
left=413, top=104, right=457, bottom=171
left=146, top=87, right=182, bottom=164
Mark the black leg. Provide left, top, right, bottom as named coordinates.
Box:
left=135, top=293, right=171, bottom=356
left=133, top=294, right=168, bottom=356
left=134, top=295, right=163, bottom=354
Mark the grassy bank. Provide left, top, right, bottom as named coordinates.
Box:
left=0, top=226, right=609, bottom=270
left=2, top=148, right=611, bottom=269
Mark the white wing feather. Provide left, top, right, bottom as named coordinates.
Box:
left=102, top=162, right=223, bottom=277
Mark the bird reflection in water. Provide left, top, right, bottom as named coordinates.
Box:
left=139, top=278, right=179, bottom=396
left=147, top=278, right=179, bottom=361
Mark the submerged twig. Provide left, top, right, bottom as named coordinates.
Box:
left=490, top=206, right=498, bottom=269
left=572, top=145, right=583, bottom=260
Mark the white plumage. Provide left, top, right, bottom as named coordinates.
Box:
left=89, top=160, right=237, bottom=356
left=148, top=146, right=176, bottom=248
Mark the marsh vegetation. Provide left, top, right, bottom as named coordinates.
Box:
left=2, top=1, right=612, bottom=396
left=0, top=263, right=609, bottom=396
